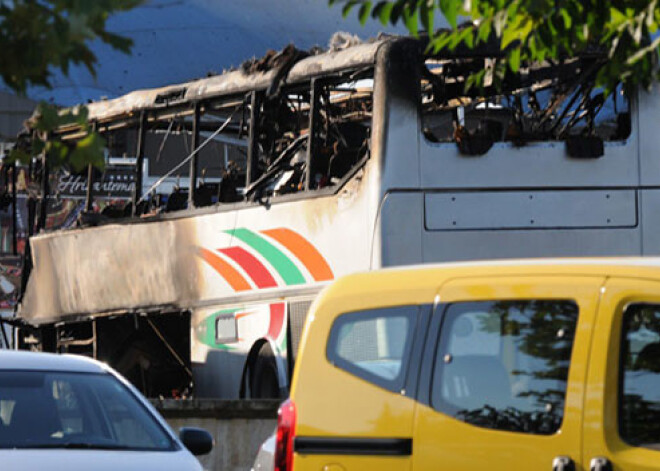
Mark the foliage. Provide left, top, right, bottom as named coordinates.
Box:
left=0, top=0, right=140, bottom=94
left=332, top=0, right=660, bottom=94
left=10, top=103, right=106, bottom=172
left=1, top=0, right=140, bottom=169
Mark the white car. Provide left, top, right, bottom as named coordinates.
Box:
left=0, top=350, right=212, bottom=471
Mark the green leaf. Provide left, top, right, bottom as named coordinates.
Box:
left=610, top=7, right=627, bottom=27
left=519, top=18, right=533, bottom=41
left=48, top=141, right=69, bottom=167
left=501, top=27, right=517, bottom=49
left=390, top=2, right=406, bottom=23
left=32, top=139, right=45, bottom=156
left=448, top=30, right=464, bottom=50
left=464, top=69, right=486, bottom=93
left=402, top=3, right=419, bottom=36
left=477, top=19, right=492, bottom=44
left=342, top=0, right=359, bottom=18
left=439, top=0, right=460, bottom=29
left=74, top=106, right=90, bottom=126
left=6, top=148, right=31, bottom=166
left=462, top=26, right=475, bottom=48
left=560, top=8, right=572, bottom=29
left=430, top=31, right=454, bottom=53
left=509, top=47, right=521, bottom=72
left=0, top=0, right=138, bottom=94
left=34, top=103, right=61, bottom=132
left=69, top=132, right=106, bottom=171
left=358, top=1, right=373, bottom=25
left=372, top=2, right=395, bottom=26
left=528, top=33, right=537, bottom=58
left=420, top=0, right=434, bottom=34
left=547, top=16, right=558, bottom=37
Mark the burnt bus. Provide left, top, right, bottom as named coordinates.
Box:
left=12, top=36, right=644, bottom=399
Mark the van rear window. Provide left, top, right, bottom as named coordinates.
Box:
left=326, top=306, right=418, bottom=393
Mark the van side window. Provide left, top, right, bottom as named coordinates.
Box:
left=431, top=300, right=578, bottom=435
left=326, top=306, right=417, bottom=393
left=620, top=304, right=660, bottom=449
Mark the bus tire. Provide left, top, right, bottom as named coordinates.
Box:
left=250, top=342, right=282, bottom=399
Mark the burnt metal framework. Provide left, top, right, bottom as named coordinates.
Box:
left=15, top=40, right=393, bottom=231
left=14, top=310, right=193, bottom=398
left=420, top=48, right=631, bottom=156
left=48, top=66, right=375, bottom=218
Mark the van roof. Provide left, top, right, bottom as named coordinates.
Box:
left=329, top=257, right=660, bottom=294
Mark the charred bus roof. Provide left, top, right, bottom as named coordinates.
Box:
left=39, top=38, right=390, bottom=137
left=26, top=33, right=614, bottom=141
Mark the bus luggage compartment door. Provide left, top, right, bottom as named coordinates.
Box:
left=421, top=189, right=641, bottom=262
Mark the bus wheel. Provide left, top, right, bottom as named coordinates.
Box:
left=250, top=343, right=282, bottom=399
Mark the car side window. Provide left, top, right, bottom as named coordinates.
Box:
left=52, top=380, right=85, bottom=435
left=620, top=304, right=660, bottom=449
left=326, top=306, right=417, bottom=393
left=431, top=300, right=578, bottom=435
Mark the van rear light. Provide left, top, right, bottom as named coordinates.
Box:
left=274, top=398, right=296, bottom=471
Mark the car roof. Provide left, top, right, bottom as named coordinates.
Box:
left=0, top=350, right=108, bottom=374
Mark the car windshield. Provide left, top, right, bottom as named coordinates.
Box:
left=0, top=370, right=176, bottom=451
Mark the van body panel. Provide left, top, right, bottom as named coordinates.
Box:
left=412, top=275, right=603, bottom=471
left=290, top=274, right=438, bottom=470
left=289, top=260, right=660, bottom=470
left=584, top=277, right=660, bottom=471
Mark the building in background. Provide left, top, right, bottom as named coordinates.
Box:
left=0, top=90, right=37, bottom=150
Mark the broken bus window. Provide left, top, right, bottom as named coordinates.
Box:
left=421, top=56, right=631, bottom=154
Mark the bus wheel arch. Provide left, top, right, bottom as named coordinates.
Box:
left=239, top=338, right=288, bottom=399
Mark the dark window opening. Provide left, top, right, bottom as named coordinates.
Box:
left=140, top=96, right=251, bottom=213
left=431, top=300, right=578, bottom=435
left=421, top=57, right=631, bottom=150
left=246, top=73, right=373, bottom=200
left=95, top=313, right=192, bottom=399
left=45, top=70, right=374, bottom=221
left=620, top=304, right=660, bottom=450
left=18, top=312, right=192, bottom=399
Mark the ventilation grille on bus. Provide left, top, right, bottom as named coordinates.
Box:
left=289, top=300, right=313, bottom=361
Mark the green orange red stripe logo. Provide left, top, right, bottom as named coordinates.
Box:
left=267, top=303, right=285, bottom=339
left=261, top=228, right=333, bottom=281
left=225, top=228, right=306, bottom=285
left=219, top=247, right=278, bottom=289
left=200, top=227, right=333, bottom=292
left=198, top=248, right=251, bottom=291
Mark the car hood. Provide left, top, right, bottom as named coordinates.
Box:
left=0, top=448, right=202, bottom=471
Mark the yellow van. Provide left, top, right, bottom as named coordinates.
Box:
left=271, top=259, right=660, bottom=471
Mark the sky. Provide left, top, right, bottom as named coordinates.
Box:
left=14, top=0, right=406, bottom=106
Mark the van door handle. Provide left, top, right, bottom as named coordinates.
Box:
left=590, top=457, right=612, bottom=471
left=552, top=456, right=574, bottom=471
